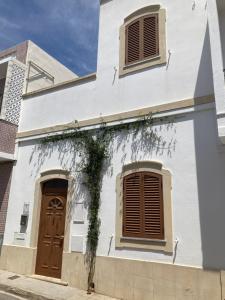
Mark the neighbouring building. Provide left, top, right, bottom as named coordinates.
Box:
left=2, top=0, right=225, bottom=299
left=0, top=40, right=77, bottom=247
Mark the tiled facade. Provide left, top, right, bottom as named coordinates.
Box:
left=0, top=163, right=13, bottom=237
left=0, top=41, right=28, bottom=64
left=3, top=61, right=26, bottom=125
left=0, top=119, right=16, bottom=244
left=0, top=120, right=17, bottom=154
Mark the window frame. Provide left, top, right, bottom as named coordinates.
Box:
left=115, top=161, right=173, bottom=253
left=119, top=5, right=167, bottom=76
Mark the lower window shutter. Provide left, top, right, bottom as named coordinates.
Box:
left=123, top=173, right=142, bottom=237
left=143, top=173, right=164, bottom=239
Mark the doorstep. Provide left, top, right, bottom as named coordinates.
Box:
left=29, top=274, right=68, bottom=286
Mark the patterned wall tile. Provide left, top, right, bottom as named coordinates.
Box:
left=4, top=61, right=26, bottom=125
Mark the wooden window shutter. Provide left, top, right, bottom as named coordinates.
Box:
left=125, top=14, right=159, bottom=65
left=143, top=172, right=164, bottom=239
left=123, top=173, right=142, bottom=237
left=123, top=172, right=164, bottom=240
left=143, top=14, right=159, bottom=59
left=126, top=20, right=141, bottom=64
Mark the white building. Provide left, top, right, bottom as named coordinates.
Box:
left=1, top=0, right=225, bottom=299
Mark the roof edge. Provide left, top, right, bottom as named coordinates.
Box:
left=23, top=73, right=96, bottom=99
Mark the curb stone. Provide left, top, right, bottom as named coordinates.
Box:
left=0, top=283, right=54, bottom=300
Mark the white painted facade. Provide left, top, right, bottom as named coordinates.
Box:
left=6, top=102, right=225, bottom=270
left=19, top=0, right=214, bottom=132
left=3, top=0, right=225, bottom=296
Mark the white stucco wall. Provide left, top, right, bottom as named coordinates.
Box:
left=207, top=0, right=225, bottom=142
left=19, top=0, right=214, bottom=133
left=219, top=8, right=225, bottom=69
left=5, top=104, right=225, bottom=269
left=19, top=79, right=96, bottom=131
left=25, top=41, right=78, bottom=93
left=96, top=0, right=213, bottom=106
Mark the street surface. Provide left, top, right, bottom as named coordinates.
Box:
left=0, top=292, right=25, bottom=300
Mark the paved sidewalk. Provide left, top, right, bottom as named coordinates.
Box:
left=0, top=270, right=118, bottom=300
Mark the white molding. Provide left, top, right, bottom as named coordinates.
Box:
left=0, top=152, right=15, bottom=161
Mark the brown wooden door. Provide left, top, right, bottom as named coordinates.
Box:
left=35, top=180, right=67, bottom=278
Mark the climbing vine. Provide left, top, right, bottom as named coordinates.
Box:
left=42, top=113, right=173, bottom=293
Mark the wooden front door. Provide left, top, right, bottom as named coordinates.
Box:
left=35, top=179, right=68, bottom=278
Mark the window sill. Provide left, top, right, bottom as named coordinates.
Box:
left=119, top=54, right=166, bottom=77
left=121, top=236, right=166, bottom=244
left=116, top=236, right=172, bottom=252
left=124, top=55, right=161, bottom=69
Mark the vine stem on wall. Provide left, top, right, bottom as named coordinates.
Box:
left=42, top=114, right=173, bottom=292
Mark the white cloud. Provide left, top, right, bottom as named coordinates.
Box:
left=0, top=16, right=21, bottom=30
left=0, top=0, right=100, bottom=75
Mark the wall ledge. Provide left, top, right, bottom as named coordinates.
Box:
left=22, top=73, right=97, bottom=99
left=17, top=94, right=214, bottom=140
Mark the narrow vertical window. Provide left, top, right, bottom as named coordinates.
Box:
left=126, top=20, right=141, bottom=64
left=143, top=15, right=159, bottom=59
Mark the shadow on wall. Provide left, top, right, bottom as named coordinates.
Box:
left=27, top=121, right=177, bottom=245
left=218, top=8, right=225, bottom=71
left=194, top=23, right=225, bottom=270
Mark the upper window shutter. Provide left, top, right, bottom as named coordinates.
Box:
left=125, top=14, right=159, bottom=65
left=123, top=172, right=164, bottom=240
left=143, top=14, right=159, bottom=59
left=126, top=20, right=141, bottom=64
left=123, top=173, right=142, bottom=237
left=143, top=172, right=164, bottom=239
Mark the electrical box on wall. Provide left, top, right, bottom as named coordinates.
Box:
left=20, top=214, right=28, bottom=226
left=20, top=202, right=30, bottom=233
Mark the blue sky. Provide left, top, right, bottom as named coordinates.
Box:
left=0, top=0, right=100, bottom=76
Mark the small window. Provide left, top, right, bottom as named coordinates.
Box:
left=123, top=171, right=164, bottom=240
left=119, top=5, right=166, bottom=76
left=125, top=15, right=159, bottom=65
